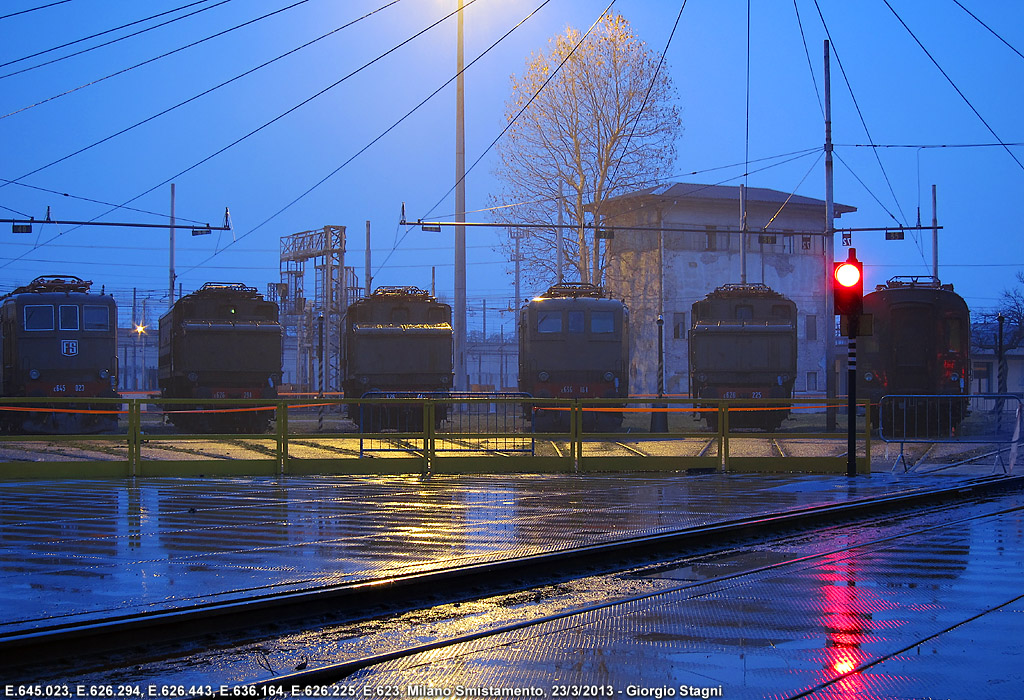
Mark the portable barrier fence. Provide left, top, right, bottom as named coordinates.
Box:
left=357, top=392, right=534, bottom=458
left=878, top=394, right=1023, bottom=473
left=0, top=394, right=872, bottom=477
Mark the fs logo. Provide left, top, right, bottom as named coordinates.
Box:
left=61, top=339, right=79, bottom=356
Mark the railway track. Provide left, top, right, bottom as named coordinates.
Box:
left=3, top=474, right=1022, bottom=679
left=233, top=491, right=1024, bottom=695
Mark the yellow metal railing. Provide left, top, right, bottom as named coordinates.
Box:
left=0, top=395, right=872, bottom=477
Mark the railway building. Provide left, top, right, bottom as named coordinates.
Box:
left=600, top=182, right=856, bottom=397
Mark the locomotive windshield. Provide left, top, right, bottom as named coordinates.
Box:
left=538, top=312, right=562, bottom=333
left=59, top=306, right=79, bottom=330
left=24, top=305, right=54, bottom=330
left=83, top=306, right=110, bottom=330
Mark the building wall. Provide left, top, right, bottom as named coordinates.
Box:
left=603, top=189, right=844, bottom=397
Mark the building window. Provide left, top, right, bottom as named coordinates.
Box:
left=806, top=314, right=817, bottom=341
left=705, top=225, right=717, bottom=251
left=802, top=235, right=812, bottom=251
left=806, top=371, right=818, bottom=392
left=673, top=312, right=686, bottom=339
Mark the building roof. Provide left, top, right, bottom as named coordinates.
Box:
left=601, top=182, right=856, bottom=216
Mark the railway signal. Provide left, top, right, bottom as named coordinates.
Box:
left=833, top=249, right=864, bottom=316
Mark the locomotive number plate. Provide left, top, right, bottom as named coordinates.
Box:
left=721, top=388, right=765, bottom=399
left=61, top=339, right=79, bottom=356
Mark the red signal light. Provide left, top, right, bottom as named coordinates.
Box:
left=834, top=262, right=861, bottom=288
left=833, top=249, right=863, bottom=316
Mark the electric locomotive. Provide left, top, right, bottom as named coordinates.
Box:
left=857, top=276, right=970, bottom=435
left=0, top=275, right=119, bottom=433
left=158, top=282, right=282, bottom=433
left=343, top=286, right=453, bottom=430
left=689, top=283, right=797, bottom=431
left=518, top=283, right=629, bottom=431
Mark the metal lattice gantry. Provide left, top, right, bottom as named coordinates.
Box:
left=268, top=226, right=361, bottom=393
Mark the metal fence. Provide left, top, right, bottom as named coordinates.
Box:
left=878, top=394, right=1023, bottom=473
left=0, top=394, right=872, bottom=477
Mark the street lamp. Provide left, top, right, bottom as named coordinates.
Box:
left=454, top=0, right=467, bottom=392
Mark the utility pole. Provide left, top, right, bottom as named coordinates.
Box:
left=932, top=185, right=939, bottom=279
left=557, top=182, right=564, bottom=284
left=365, top=221, right=371, bottom=297
left=168, top=183, right=176, bottom=310
left=824, top=40, right=837, bottom=431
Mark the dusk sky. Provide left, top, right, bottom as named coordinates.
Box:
left=1, top=0, right=1021, bottom=333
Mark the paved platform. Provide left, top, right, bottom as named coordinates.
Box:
left=0, top=470, right=1003, bottom=637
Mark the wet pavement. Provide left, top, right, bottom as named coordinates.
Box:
left=0, top=470, right=1009, bottom=637
left=351, top=491, right=1024, bottom=699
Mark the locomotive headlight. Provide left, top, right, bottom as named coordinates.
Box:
left=538, top=371, right=550, bottom=382
left=603, top=371, right=614, bottom=382
left=359, top=376, right=369, bottom=385
left=697, top=373, right=707, bottom=383
left=950, top=372, right=960, bottom=382
left=440, top=375, right=450, bottom=385
left=864, top=372, right=875, bottom=382
left=29, top=369, right=40, bottom=380
left=99, top=369, right=110, bottom=379
left=187, top=371, right=199, bottom=383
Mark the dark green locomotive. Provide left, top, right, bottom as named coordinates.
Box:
left=517, top=283, right=629, bottom=431
left=158, top=282, right=282, bottom=433
left=343, top=286, right=453, bottom=429
left=689, top=283, right=797, bottom=431
left=0, top=275, right=118, bottom=433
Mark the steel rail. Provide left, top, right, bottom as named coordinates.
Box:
left=2, top=474, right=1022, bottom=673
left=233, top=498, right=1024, bottom=695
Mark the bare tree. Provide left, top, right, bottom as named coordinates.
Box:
left=493, top=13, right=681, bottom=291
left=973, top=271, right=1024, bottom=352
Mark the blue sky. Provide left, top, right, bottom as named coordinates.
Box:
left=1, top=0, right=1021, bottom=333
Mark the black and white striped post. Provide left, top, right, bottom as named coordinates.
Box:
left=846, top=315, right=859, bottom=477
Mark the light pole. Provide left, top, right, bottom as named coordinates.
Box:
left=454, top=0, right=467, bottom=391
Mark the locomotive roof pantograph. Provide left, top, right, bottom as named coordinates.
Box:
left=536, top=282, right=606, bottom=299
left=874, top=275, right=955, bottom=293
left=699, top=282, right=791, bottom=301
left=367, top=286, right=435, bottom=301
left=5, top=275, right=94, bottom=298
left=190, top=282, right=263, bottom=298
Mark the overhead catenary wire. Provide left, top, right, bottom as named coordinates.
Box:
left=811, top=0, right=909, bottom=227
left=0, top=0, right=235, bottom=80
left=374, top=0, right=619, bottom=278
left=2, top=0, right=317, bottom=119
left=182, top=0, right=559, bottom=278
left=882, top=0, right=1024, bottom=175
left=0, top=0, right=71, bottom=22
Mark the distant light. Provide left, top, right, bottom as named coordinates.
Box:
left=134, top=324, right=147, bottom=335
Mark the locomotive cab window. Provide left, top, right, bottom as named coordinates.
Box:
left=427, top=307, right=446, bottom=323
left=24, top=305, right=54, bottom=331
left=537, top=311, right=562, bottom=333
left=771, top=304, right=792, bottom=319
left=568, top=311, right=584, bottom=334
left=735, top=305, right=753, bottom=320
left=59, top=305, right=80, bottom=331
left=83, top=305, right=110, bottom=331
left=591, top=311, right=615, bottom=334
